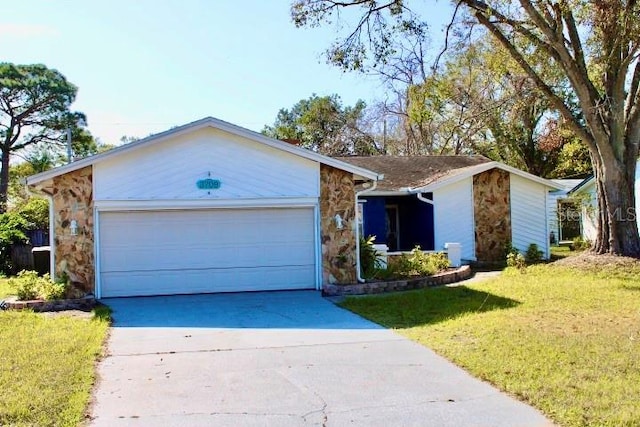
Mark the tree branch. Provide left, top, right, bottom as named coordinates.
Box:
left=473, top=10, right=596, bottom=153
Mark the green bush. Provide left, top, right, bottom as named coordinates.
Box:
left=0, top=198, right=50, bottom=275
left=572, top=236, right=591, bottom=251
left=9, top=270, right=40, bottom=300
left=39, top=279, right=67, bottom=301
left=503, top=241, right=520, bottom=260
left=392, top=247, right=450, bottom=278
left=506, top=252, right=526, bottom=269
left=525, top=243, right=544, bottom=264
left=8, top=270, right=67, bottom=301
left=359, top=235, right=382, bottom=279
left=0, top=212, right=29, bottom=274
left=17, top=197, right=49, bottom=230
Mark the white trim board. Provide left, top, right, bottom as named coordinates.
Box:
left=93, top=197, right=319, bottom=211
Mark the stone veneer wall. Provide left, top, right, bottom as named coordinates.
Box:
left=320, top=164, right=357, bottom=284
left=52, top=166, right=95, bottom=292
left=473, top=168, right=511, bottom=262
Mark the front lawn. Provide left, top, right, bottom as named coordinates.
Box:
left=0, top=278, right=11, bottom=298
left=0, top=278, right=109, bottom=427
left=340, top=262, right=640, bottom=427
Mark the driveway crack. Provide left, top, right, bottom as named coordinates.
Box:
left=108, top=338, right=407, bottom=358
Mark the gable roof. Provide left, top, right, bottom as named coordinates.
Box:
left=568, top=175, right=595, bottom=195
left=570, top=159, right=640, bottom=195
left=338, top=155, right=564, bottom=193
left=27, top=116, right=383, bottom=187
left=550, top=179, right=584, bottom=192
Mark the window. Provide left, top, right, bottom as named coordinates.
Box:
left=357, top=202, right=365, bottom=237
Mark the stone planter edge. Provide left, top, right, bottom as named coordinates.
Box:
left=322, top=265, right=472, bottom=296
left=1, top=295, right=96, bottom=312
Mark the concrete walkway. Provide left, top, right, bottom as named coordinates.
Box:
left=90, top=291, right=552, bottom=427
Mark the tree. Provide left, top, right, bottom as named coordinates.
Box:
left=0, top=63, right=80, bottom=212
left=263, top=94, right=381, bottom=155
left=413, top=38, right=589, bottom=177
left=292, top=0, right=640, bottom=257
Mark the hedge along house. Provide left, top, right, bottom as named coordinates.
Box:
left=26, top=117, right=382, bottom=298
left=338, top=156, right=564, bottom=263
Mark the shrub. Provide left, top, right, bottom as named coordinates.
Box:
left=0, top=212, right=29, bottom=274
left=392, top=247, right=450, bottom=278
left=525, top=243, right=544, bottom=264
left=8, top=270, right=67, bottom=301
left=9, top=270, right=40, bottom=300
left=503, top=241, right=520, bottom=260
left=506, top=252, right=526, bottom=269
left=359, top=235, right=382, bottom=279
left=572, top=236, right=591, bottom=251
left=39, top=279, right=67, bottom=301
left=17, top=197, right=49, bottom=230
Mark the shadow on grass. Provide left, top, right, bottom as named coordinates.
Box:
left=339, top=285, right=520, bottom=329
left=620, top=283, right=640, bottom=292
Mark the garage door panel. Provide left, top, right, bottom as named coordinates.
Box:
left=100, top=241, right=314, bottom=272
left=99, top=208, right=316, bottom=297
left=102, top=265, right=315, bottom=297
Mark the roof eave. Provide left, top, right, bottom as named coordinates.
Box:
left=567, top=176, right=595, bottom=195
left=409, top=162, right=565, bottom=193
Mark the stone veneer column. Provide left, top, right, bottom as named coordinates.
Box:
left=52, top=166, right=95, bottom=292
left=320, top=164, right=357, bottom=285
left=473, top=168, right=511, bottom=262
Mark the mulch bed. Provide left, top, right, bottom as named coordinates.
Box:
left=553, top=252, right=640, bottom=270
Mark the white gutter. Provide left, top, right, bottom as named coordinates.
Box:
left=416, top=192, right=434, bottom=205
left=355, top=180, right=378, bottom=283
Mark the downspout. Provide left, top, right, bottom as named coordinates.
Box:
left=355, top=180, right=378, bottom=283
left=25, top=181, right=56, bottom=280
left=416, top=192, right=434, bottom=205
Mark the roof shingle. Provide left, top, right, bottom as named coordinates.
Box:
left=336, top=155, right=491, bottom=192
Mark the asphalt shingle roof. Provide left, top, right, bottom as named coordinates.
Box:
left=336, top=155, right=491, bottom=192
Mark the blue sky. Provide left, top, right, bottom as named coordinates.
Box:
left=1, top=1, right=450, bottom=145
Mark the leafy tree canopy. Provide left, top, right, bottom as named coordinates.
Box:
left=263, top=93, right=381, bottom=155
left=0, top=63, right=84, bottom=211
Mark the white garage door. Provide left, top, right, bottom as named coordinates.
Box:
left=98, top=208, right=316, bottom=297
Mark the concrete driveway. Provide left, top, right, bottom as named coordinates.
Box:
left=90, top=291, right=552, bottom=427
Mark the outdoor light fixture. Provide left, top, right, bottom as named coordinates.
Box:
left=334, top=214, right=344, bottom=230
left=70, top=219, right=78, bottom=236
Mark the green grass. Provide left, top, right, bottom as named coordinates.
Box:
left=340, top=263, right=640, bottom=427
left=0, top=278, right=110, bottom=427
left=550, top=245, right=584, bottom=260
left=0, top=278, right=11, bottom=298
left=550, top=244, right=573, bottom=259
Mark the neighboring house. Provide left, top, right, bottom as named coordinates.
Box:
left=338, top=156, right=564, bottom=263
left=568, top=159, right=640, bottom=242
left=27, top=117, right=382, bottom=298
left=547, top=179, right=584, bottom=244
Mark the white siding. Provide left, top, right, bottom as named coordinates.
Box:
left=434, top=177, right=475, bottom=260
left=547, top=191, right=562, bottom=243
left=580, top=181, right=598, bottom=242
left=94, top=127, right=319, bottom=201
left=510, top=174, right=550, bottom=258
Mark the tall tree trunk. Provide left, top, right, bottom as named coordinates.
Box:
left=592, top=154, right=640, bottom=257
left=0, top=149, right=9, bottom=213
